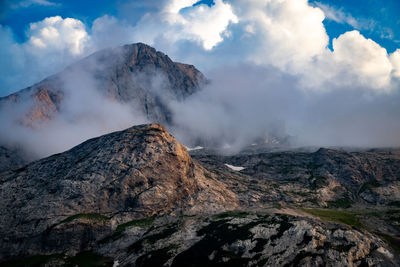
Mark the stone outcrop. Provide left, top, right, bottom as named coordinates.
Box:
left=2, top=212, right=397, bottom=266
left=193, top=147, right=400, bottom=208
left=0, top=123, right=237, bottom=260
left=0, top=125, right=399, bottom=266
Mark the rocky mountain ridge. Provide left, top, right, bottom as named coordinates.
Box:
left=193, top=147, right=400, bottom=208
left=0, top=124, right=399, bottom=266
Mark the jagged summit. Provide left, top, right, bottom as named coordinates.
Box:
left=0, top=43, right=205, bottom=127
left=74, top=43, right=206, bottom=100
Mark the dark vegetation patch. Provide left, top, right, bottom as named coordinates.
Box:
left=300, top=209, right=362, bottom=229
left=99, top=217, right=154, bottom=244
left=60, top=213, right=109, bottom=225
left=327, top=197, right=353, bottom=209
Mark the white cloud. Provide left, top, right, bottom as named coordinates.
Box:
left=27, top=16, right=88, bottom=56
left=234, top=0, right=328, bottom=70
left=0, top=16, right=90, bottom=94
left=223, top=0, right=398, bottom=93
left=133, top=0, right=238, bottom=50
left=332, top=31, right=393, bottom=90
left=164, top=0, right=198, bottom=15
left=11, top=0, right=59, bottom=9
left=314, top=2, right=360, bottom=28
left=390, top=49, right=400, bottom=79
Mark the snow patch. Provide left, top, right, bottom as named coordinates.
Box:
left=225, top=164, right=245, bottom=171
left=185, top=146, right=204, bottom=151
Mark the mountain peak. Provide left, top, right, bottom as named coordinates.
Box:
left=0, top=43, right=206, bottom=147
left=0, top=123, right=238, bottom=259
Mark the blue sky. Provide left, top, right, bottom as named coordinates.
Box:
left=310, top=0, right=400, bottom=53
left=1, top=0, right=398, bottom=51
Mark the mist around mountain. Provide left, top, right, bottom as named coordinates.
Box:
left=1, top=43, right=400, bottom=266
left=0, top=43, right=205, bottom=160
left=1, top=43, right=400, bottom=166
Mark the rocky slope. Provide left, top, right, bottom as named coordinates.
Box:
left=193, top=147, right=400, bottom=209
left=0, top=43, right=205, bottom=128
left=2, top=211, right=397, bottom=266
left=1, top=124, right=399, bottom=266
left=0, top=124, right=237, bottom=261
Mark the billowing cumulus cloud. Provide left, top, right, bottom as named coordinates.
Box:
left=27, top=16, right=88, bottom=56
left=390, top=49, right=400, bottom=79
left=236, top=0, right=328, bottom=69
left=0, top=16, right=90, bottom=95
left=133, top=0, right=238, bottom=50
left=332, top=31, right=393, bottom=91
left=221, top=0, right=399, bottom=93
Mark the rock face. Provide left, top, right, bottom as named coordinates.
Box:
left=0, top=123, right=238, bottom=260
left=0, top=43, right=205, bottom=127
left=0, top=125, right=399, bottom=266
left=193, top=147, right=400, bottom=208
left=2, top=211, right=397, bottom=266
left=112, top=212, right=394, bottom=267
